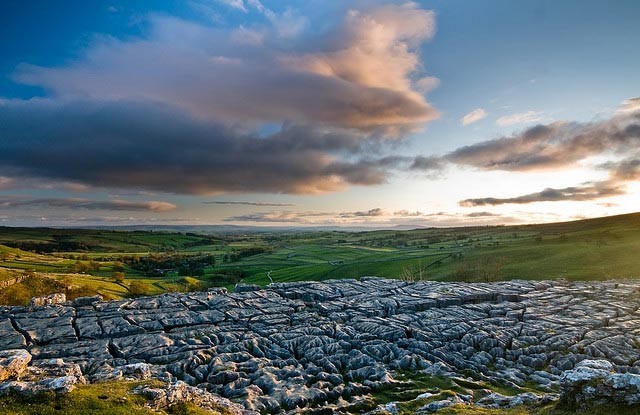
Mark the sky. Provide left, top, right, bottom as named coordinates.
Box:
left=1, top=0, right=639, bottom=228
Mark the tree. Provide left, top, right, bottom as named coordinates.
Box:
left=128, top=281, right=149, bottom=297
left=112, top=272, right=125, bottom=284
left=73, top=260, right=90, bottom=273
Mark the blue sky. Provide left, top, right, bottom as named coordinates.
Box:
left=1, top=0, right=639, bottom=227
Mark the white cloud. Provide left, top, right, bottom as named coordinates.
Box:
left=415, top=76, right=440, bottom=93
left=617, top=97, right=640, bottom=114
left=212, top=0, right=247, bottom=12
left=461, top=108, right=487, bottom=125
left=496, top=110, right=543, bottom=126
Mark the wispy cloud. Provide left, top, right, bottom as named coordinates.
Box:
left=496, top=110, right=543, bottom=126
left=203, top=201, right=295, bottom=206
left=465, top=211, right=501, bottom=217
left=0, top=197, right=177, bottom=212
left=447, top=102, right=640, bottom=172
left=461, top=108, right=487, bottom=126
left=224, top=208, right=513, bottom=226
left=339, top=208, right=385, bottom=218
left=460, top=182, right=624, bottom=206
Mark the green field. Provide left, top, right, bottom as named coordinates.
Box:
left=1, top=212, right=640, bottom=305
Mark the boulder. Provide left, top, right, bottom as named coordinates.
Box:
left=29, top=293, right=66, bottom=308
left=0, top=349, right=32, bottom=382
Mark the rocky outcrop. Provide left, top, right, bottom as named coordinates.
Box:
left=0, top=349, right=31, bottom=381
left=1, top=278, right=640, bottom=413
left=29, top=293, right=66, bottom=308
left=136, top=380, right=247, bottom=414
left=559, top=359, right=640, bottom=408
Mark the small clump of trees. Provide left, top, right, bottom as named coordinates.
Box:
left=127, top=253, right=215, bottom=277
left=112, top=272, right=125, bottom=284
left=128, top=281, right=151, bottom=297
left=70, top=260, right=100, bottom=273
left=223, top=246, right=271, bottom=263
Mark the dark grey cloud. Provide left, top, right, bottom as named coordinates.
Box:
left=340, top=208, right=385, bottom=217
left=0, top=197, right=176, bottom=212
left=409, top=155, right=447, bottom=172
left=203, top=201, right=295, bottom=206
left=600, top=157, right=640, bottom=181
left=459, top=182, right=624, bottom=207
left=465, top=211, right=502, bottom=217
left=0, top=99, right=411, bottom=194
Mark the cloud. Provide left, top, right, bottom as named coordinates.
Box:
left=0, top=176, right=91, bottom=192
left=459, top=181, right=624, bottom=206
left=415, top=76, right=440, bottom=93
left=223, top=210, right=326, bottom=223
left=340, top=208, right=385, bottom=217
left=496, top=111, right=543, bottom=126
left=1, top=4, right=442, bottom=197
left=223, top=208, right=517, bottom=226
left=394, top=210, right=423, bottom=217
left=618, top=97, right=640, bottom=114
left=446, top=103, right=640, bottom=172
left=409, top=155, right=447, bottom=172
left=224, top=208, right=389, bottom=223
left=461, top=108, right=487, bottom=126
left=15, top=4, right=437, bottom=135
left=601, top=157, right=640, bottom=181
left=212, top=0, right=247, bottom=12
left=451, top=99, right=640, bottom=206
left=203, top=201, right=295, bottom=206
left=0, top=99, right=415, bottom=195
left=465, top=211, right=501, bottom=217
left=0, top=197, right=177, bottom=212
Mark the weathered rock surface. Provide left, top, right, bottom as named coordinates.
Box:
left=0, top=349, right=31, bottom=381
left=29, top=293, right=66, bottom=308
left=1, top=278, right=640, bottom=413
left=136, top=380, right=247, bottom=414
left=559, top=359, right=640, bottom=408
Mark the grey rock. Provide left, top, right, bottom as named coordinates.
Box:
left=0, top=349, right=32, bottom=381
left=29, top=293, right=66, bottom=308
left=1, top=279, right=640, bottom=412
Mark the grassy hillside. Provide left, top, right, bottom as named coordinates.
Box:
left=0, top=213, right=639, bottom=305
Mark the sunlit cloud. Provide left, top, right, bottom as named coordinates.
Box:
left=460, top=182, right=624, bottom=206
left=15, top=4, right=437, bottom=134
left=496, top=110, right=543, bottom=126
left=2, top=3, right=441, bottom=197
left=203, top=201, right=295, bottom=206
left=0, top=197, right=177, bottom=212
left=461, top=108, right=487, bottom=125
left=223, top=208, right=516, bottom=227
